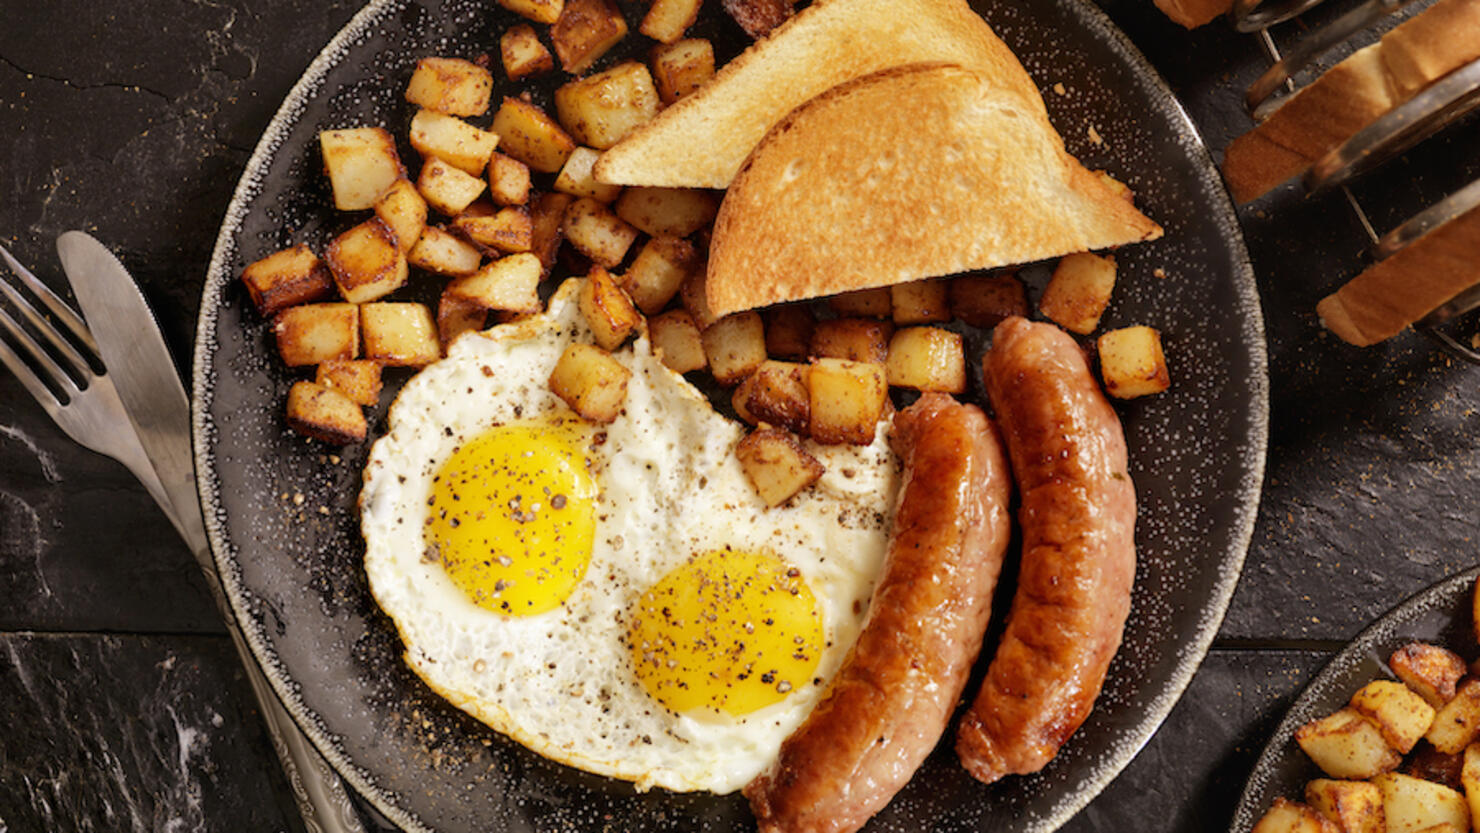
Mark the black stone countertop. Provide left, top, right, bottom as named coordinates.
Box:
left=3, top=1, right=1478, bottom=831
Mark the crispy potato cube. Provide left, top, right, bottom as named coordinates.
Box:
left=891, top=279, right=950, bottom=325
left=621, top=236, right=695, bottom=314
left=886, top=327, right=966, bottom=393
left=1427, top=679, right=1480, bottom=754
left=733, top=360, right=809, bottom=434
left=551, top=0, right=628, bottom=74
left=315, top=359, right=382, bottom=407
left=1461, top=744, right=1480, bottom=828
left=1041, top=252, right=1117, bottom=334
left=950, top=273, right=1028, bottom=328
left=827, top=287, right=892, bottom=318
left=555, top=147, right=624, bottom=202
left=404, top=57, right=493, bottom=116
left=724, top=0, right=795, bottom=37
left=274, top=303, right=359, bottom=367
left=407, top=226, right=482, bottom=277
left=701, top=312, right=766, bottom=385
left=240, top=244, right=332, bottom=317
left=736, top=428, right=825, bottom=507
left=417, top=156, right=487, bottom=216
left=810, top=318, right=892, bottom=364
left=1392, top=643, right=1467, bottom=708
left=487, top=153, right=532, bottom=206
left=447, top=253, right=543, bottom=313
left=764, top=304, right=814, bottom=361
left=556, top=62, right=661, bottom=150
left=500, top=23, right=556, bottom=80
left=1305, top=779, right=1384, bottom=833
left=579, top=266, right=642, bottom=350
left=409, top=109, right=499, bottom=175
left=361, top=302, right=440, bottom=367
left=491, top=97, right=578, bottom=174
left=1251, top=799, right=1340, bottom=833
left=648, top=310, right=706, bottom=373
left=1098, top=326, right=1170, bottom=399
left=453, top=205, right=533, bottom=254
left=437, top=291, right=488, bottom=348
left=1295, top=708, right=1402, bottom=779
left=374, top=178, right=429, bottom=252
left=640, top=0, right=703, bottom=43
left=286, top=382, right=367, bottom=445
left=324, top=219, right=407, bottom=304
left=650, top=38, right=715, bottom=105
left=549, top=342, right=631, bottom=423
left=614, top=186, right=718, bottom=237
left=808, top=358, right=887, bottom=446
left=497, top=0, right=563, bottom=24
left=1412, top=824, right=1462, bottom=833
left=319, top=127, right=404, bottom=211
left=563, top=196, right=638, bottom=267
left=679, top=266, right=719, bottom=330
left=530, top=192, right=574, bottom=275
left=1371, top=772, right=1470, bottom=832
left=1351, top=680, right=1437, bottom=754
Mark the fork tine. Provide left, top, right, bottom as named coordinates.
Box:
left=0, top=304, right=81, bottom=401
left=0, top=330, right=65, bottom=413
left=0, top=241, right=99, bottom=355
left=0, top=262, right=95, bottom=382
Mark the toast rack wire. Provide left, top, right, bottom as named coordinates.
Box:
left=1233, top=0, right=1480, bottom=362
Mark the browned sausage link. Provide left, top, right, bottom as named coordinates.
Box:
left=745, top=392, right=1013, bottom=833
left=956, top=316, right=1136, bottom=784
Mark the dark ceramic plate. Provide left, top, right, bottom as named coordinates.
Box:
left=1231, top=568, right=1480, bottom=832
left=192, top=1, right=1267, bottom=830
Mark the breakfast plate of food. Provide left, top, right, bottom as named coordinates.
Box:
left=192, top=0, right=1267, bottom=830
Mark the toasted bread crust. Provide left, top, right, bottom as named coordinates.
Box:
left=705, top=64, right=1162, bottom=317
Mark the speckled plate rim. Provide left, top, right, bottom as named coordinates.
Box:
left=1230, top=566, right=1480, bottom=833
left=190, top=1, right=1270, bottom=831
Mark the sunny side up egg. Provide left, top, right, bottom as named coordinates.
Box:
left=360, top=279, right=900, bottom=793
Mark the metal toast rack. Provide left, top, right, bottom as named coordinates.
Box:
left=1234, top=0, right=1480, bottom=360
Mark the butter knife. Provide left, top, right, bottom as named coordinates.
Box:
left=55, top=231, right=367, bottom=833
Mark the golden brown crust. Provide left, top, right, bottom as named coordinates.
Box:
left=1152, top=0, right=1232, bottom=28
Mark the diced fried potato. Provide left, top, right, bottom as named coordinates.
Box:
left=374, top=178, right=429, bottom=252
left=614, top=186, right=718, bottom=237
left=1461, top=744, right=1480, bottom=828
left=733, top=360, right=809, bottom=433
left=890, top=279, right=950, bottom=325
left=1392, top=643, right=1467, bottom=709
left=361, top=302, right=440, bottom=367
left=827, top=287, right=892, bottom=318
left=1371, top=772, right=1469, bottom=832
left=240, top=244, right=332, bottom=317
left=808, top=358, right=887, bottom=446
left=640, top=0, right=703, bottom=43
left=407, top=226, right=482, bottom=277
left=404, top=57, right=493, bottom=116
left=736, top=428, right=824, bottom=507
left=409, top=110, right=499, bottom=175
left=320, top=127, right=405, bottom=211
left=446, top=253, right=544, bottom=313
left=487, top=153, right=532, bottom=206
left=274, top=303, right=359, bottom=367
left=437, top=291, right=488, bottom=348
left=563, top=196, right=639, bottom=267
left=650, top=38, right=715, bottom=106
left=1427, top=679, right=1480, bottom=754
left=702, top=312, right=766, bottom=385
left=551, top=0, right=629, bottom=74
left=555, top=147, right=624, bottom=202
left=621, top=236, right=696, bottom=314
left=886, top=327, right=966, bottom=393
left=1041, top=252, right=1117, bottom=334
left=530, top=192, right=574, bottom=276
left=732, top=384, right=759, bottom=425
left=497, top=0, right=563, bottom=24
left=1351, top=680, right=1436, bottom=755
left=556, top=62, right=661, bottom=150
left=764, top=304, right=814, bottom=361
left=1295, top=708, right=1402, bottom=780
left=648, top=310, right=706, bottom=373
left=324, top=219, right=408, bottom=304
left=1098, top=326, right=1170, bottom=399
left=452, top=205, right=533, bottom=254
left=1413, top=824, right=1463, bottom=833
left=950, top=273, right=1028, bottom=328
left=549, top=342, right=631, bottom=423
left=286, top=382, right=367, bottom=445
left=1251, top=798, right=1340, bottom=833
left=1304, top=779, right=1384, bottom=833
left=680, top=265, right=718, bottom=330
left=500, top=23, right=556, bottom=80
left=418, top=156, right=487, bottom=216
left=315, top=359, right=383, bottom=407
left=491, top=97, right=577, bottom=174
left=810, top=318, right=892, bottom=364
left=724, top=0, right=795, bottom=37
left=579, top=266, right=642, bottom=350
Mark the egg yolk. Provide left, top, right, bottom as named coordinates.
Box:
left=626, top=549, right=824, bottom=717
left=425, top=420, right=597, bottom=616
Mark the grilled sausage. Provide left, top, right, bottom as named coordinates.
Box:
left=745, top=392, right=1013, bottom=833
left=956, top=316, right=1136, bottom=784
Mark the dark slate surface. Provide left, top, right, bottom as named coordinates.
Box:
left=2, top=0, right=1479, bottom=831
